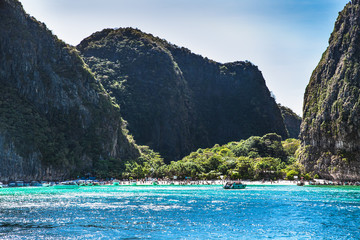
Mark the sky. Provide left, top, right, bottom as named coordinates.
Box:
left=19, top=0, right=350, bottom=116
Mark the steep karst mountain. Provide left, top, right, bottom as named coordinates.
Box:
left=278, top=104, right=301, bottom=139
left=300, top=0, right=360, bottom=180
left=77, top=28, right=288, bottom=162
left=0, top=0, right=140, bottom=181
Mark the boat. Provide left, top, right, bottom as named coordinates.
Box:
left=86, top=181, right=93, bottom=186
left=297, top=181, right=305, bottom=186
left=31, top=181, right=42, bottom=187
left=223, top=182, right=246, bottom=189
left=152, top=181, right=159, bottom=185
left=54, top=181, right=79, bottom=189
left=15, top=181, right=24, bottom=187
left=113, top=180, right=120, bottom=186
left=78, top=180, right=86, bottom=186
left=8, top=182, right=16, bottom=187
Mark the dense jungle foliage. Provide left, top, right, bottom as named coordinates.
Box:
left=122, top=134, right=309, bottom=181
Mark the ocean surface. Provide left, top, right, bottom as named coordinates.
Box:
left=0, top=185, right=359, bottom=239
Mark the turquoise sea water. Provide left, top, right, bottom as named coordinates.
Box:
left=0, top=185, right=359, bottom=239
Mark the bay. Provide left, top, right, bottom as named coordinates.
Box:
left=0, top=185, right=359, bottom=239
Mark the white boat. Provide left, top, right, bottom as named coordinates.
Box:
left=54, top=181, right=79, bottom=189
left=77, top=180, right=94, bottom=186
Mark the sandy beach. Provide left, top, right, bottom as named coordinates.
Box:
left=114, top=179, right=304, bottom=186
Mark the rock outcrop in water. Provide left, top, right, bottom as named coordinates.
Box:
left=0, top=0, right=140, bottom=181
left=77, top=28, right=288, bottom=162
left=299, top=0, right=360, bottom=180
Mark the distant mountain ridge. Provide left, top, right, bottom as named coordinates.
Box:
left=77, top=28, right=289, bottom=162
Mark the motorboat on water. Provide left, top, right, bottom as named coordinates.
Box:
left=297, top=181, right=305, bottom=186
left=86, top=180, right=93, bottom=186
left=42, top=183, right=50, bottom=187
left=8, top=182, right=16, bottom=187
left=54, top=181, right=79, bottom=189
left=78, top=180, right=86, bottom=186
left=31, top=181, right=42, bottom=187
left=7, top=181, right=24, bottom=187
left=223, top=181, right=246, bottom=189
left=16, top=181, right=24, bottom=187
left=77, top=180, right=98, bottom=186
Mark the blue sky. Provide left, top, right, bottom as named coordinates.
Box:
left=19, top=0, right=350, bottom=115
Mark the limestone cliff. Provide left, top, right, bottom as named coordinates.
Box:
left=77, top=28, right=288, bottom=162
left=300, top=0, right=360, bottom=180
left=0, top=0, right=140, bottom=181
left=278, top=104, right=301, bottom=139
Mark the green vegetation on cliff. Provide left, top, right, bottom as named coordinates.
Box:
left=0, top=0, right=140, bottom=181
left=122, top=134, right=306, bottom=181
left=300, top=0, right=360, bottom=181
left=0, top=0, right=300, bottom=181
left=77, top=28, right=288, bottom=162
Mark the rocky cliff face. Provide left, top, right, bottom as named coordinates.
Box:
left=0, top=0, right=140, bottom=181
left=278, top=104, right=301, bottom=139
left=78, top=28, right=288, bottom=162
left=300, top=0, right=360, bottom=180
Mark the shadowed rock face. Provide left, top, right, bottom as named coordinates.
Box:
left=278, top=104, right=301, bottom=139
left=300, top=0, right=360, bottom=180
left=78, top=28, right=288, bottom=162
left=0, top=0, right=139, bottom=181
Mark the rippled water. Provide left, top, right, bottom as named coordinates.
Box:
left=0, top=185, right=359, bottom=239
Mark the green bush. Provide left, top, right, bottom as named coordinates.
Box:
left=121, top=133, right=306, bottom=181
left=303, top=173, right=312, bottom=180
left=286, top=170, right=299, bottom=180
